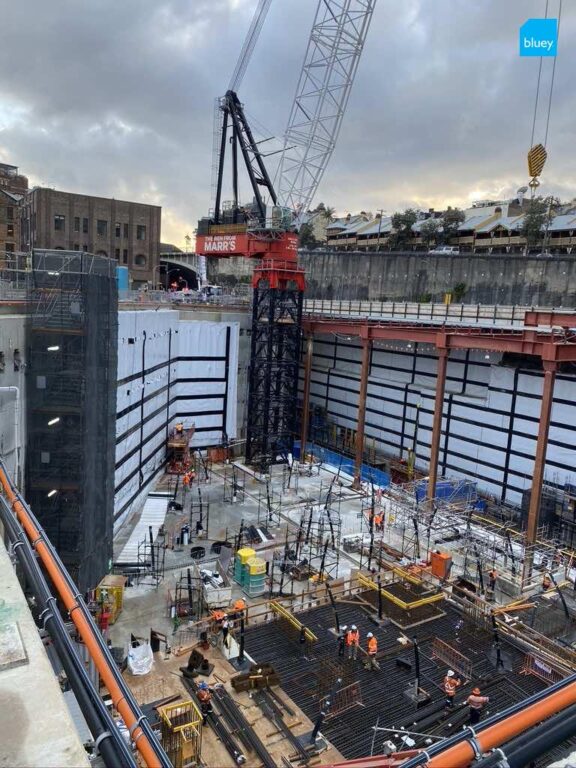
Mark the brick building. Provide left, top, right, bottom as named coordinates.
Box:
left=0, top=162, right=28, bottom=258
left=21, top=187, right=161, bottom=286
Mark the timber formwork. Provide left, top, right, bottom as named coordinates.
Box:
left=242, top=599, right=572, bottom=763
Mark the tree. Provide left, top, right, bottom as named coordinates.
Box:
left=441, top=206, right=465, bottom=243
left=420, top=218, right=440, bottom=247
left=298, top=223, right=320, bottom=249
left=390, top=208, right=418, bottom=250
left=521, top=197, right=548, bottom=247
left=323, top=206, right=335, bottom=221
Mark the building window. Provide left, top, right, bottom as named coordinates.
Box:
left=97, top=219, right=108, bottom=237
left=82, top=217, right=88, bottom=233
left=123, top=223, right=129, bottom=239
left=74, top=243, right=80, bottom=251
left=134, top=254, right=147, bottom=267
left=5, top=243, right=14, bottom=253
left=115, top=248, right=120, bottom=260
left=74, top=216, right=80, bottom=232
left=7, top=206, right=13, bottom=221
left=136, top=224, right=146, bottom=241
left=54, top=214, right=65, bottom=232
left=122, top=249, right=128, bottom=264
left=82, top=244, right=88, bottom=252
left=7, top=223, right=14, bottom=237
left=115, top=222, right=121, bottom=238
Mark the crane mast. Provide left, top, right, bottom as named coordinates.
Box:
left=197, top=0, right=376, bottom=470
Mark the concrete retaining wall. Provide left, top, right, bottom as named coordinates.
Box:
left=299, top=251, right=576, bottom=306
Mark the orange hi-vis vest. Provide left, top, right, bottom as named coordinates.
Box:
left=368, top=637, right=378, bottom=655
left=347, top=629, right=360, bottom=646
left=467, top=694, right=489, bottom=710
left=444, top=676, right=460, bottom=697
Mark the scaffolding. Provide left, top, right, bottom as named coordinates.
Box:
left=159, top=700, right=203, bottom=768
left=25, top=250, right=117, bottom=591
left=369, top=478, right=574, bottom=594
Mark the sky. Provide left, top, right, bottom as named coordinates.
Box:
left=0, top=0, right=574, bottom=246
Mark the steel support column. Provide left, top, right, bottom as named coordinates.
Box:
left=522, top=361, right=557, bottom=585
left=299, top=334, right=314, bottom=458
left=353, top=336, right=371, bottom=490
left=428, top=348, right=448, bottom=501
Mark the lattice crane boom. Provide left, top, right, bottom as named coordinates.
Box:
left=277, top=0, right=377, bottom=218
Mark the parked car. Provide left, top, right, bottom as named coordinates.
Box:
left=428, top=245, right=460, bottom=255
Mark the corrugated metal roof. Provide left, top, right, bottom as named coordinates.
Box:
left=356, top=217, right=393, bottom=236
left=475, top=215, right=524, bottom=233
left=411, top=218, right=443, bottom=233
left=458, top=215, right=493, bottom=231
left=548, top=214, right=576, bottom=231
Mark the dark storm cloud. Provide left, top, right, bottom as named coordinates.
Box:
left=0, top=0, right=573, bottom=241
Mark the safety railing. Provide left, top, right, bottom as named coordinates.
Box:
left=431, top=637, right=473, bottom=680
left=521, top=652, right=566, bottom=684
left=301, top=299, right=567, bottom=328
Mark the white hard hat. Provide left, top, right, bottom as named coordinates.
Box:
left=351, top=625, right=357, bottom=630
left=342, top=625, right=348, bottom=630
left=367, top=632, right=374, bottom=638
left=447, top=670, right=455, bottom=677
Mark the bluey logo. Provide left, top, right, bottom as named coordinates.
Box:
left=520, top=18, right=558, bottom=56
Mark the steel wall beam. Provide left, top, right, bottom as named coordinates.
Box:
left=522, top=361, right=557, bottom=584
left=353, top=336, right=371, bottom=490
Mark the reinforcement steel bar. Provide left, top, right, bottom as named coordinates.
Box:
left=270, top=600, right=318, bottom=642
left=254, top=689, right=310, bottom=763
left=0, top=458, right=170, bottom=768
left=181, top=678, right=246, bottom=765
left=213, top=686, right=276, bottom=768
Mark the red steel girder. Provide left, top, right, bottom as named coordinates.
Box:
left=301, top=318, right=576, bottom=362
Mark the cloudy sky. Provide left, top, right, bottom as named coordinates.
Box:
left=0, top=0, right=574, bottom=245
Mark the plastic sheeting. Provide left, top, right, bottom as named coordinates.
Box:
left=114, top=310, right=239, bottom=530
left=302, top=334, right=576, bottom=506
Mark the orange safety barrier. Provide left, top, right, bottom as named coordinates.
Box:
left=0, top=463, right=164, bottom=768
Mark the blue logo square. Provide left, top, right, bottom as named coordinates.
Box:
left=520, top=18, right=558, bottom=56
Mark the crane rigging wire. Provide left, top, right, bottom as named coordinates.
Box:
left=544, top=0, right=562, bottom=146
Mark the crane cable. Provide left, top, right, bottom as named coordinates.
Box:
left=528, top=0, right=563, bottom=196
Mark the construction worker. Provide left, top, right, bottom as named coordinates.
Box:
left=99, top=604, right=112, bottom=641
left=365, top=631, right=378, bottom=670
left=337, top=625, right=348, bottom=658
left=488, top=568, right=497, bottom=594
left=347, top=625, right=360, bottom=660
left=466, top=687, right=489, bottom=725
left=443, top=669, right=461, bottom=709
left=542, top=573, right=553, bottom=591
left=197, top=682, right=213, bottom=725
left=374, top=512, right=383, bottom=532
left=175, top=422, right=184, bottom=434
left=221, top=615, right=230, bottom=648
left=299, top=626, right=308, bottom=659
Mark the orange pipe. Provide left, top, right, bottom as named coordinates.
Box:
left=428, top=680, right=576, bottom=767
left=0, top=466, right=162, bottom=768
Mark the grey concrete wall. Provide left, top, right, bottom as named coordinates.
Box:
left=299, top=251, right=576, bottom=306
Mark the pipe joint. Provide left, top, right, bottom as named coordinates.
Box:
left=94, top=730, right=112, bottom=754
